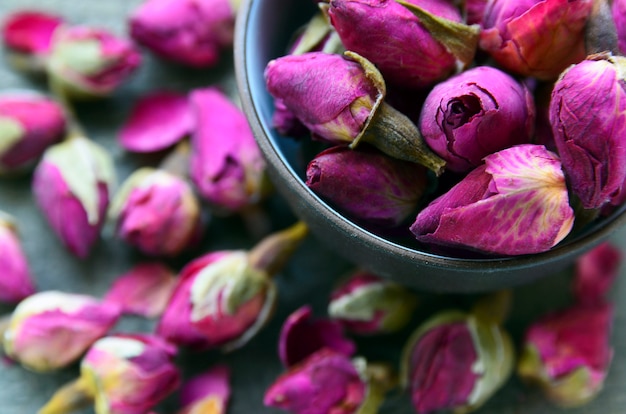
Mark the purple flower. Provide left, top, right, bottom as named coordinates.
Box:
left=614, top=0, right=626, bottom=55
left=573, top=242, right=621, bottom=305
left=419, top=66, right=535, bottom=173
left=410, top=144, right=574, bottom=256
left=0, top=212, right=36, bottom=303
left=177, top=365, right=231, bottom=414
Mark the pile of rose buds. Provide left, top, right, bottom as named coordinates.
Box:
left=265, top=0, right=626, bottom=257
left=0, top=1, right=625, bottom=414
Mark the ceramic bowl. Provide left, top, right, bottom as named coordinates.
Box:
left=233, top=0, right=626, bottom=293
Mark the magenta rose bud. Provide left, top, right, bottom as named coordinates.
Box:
left=129, top=0, right=235, bottom=68
left=0, top=212, right=36, bottom=303
left=110, top=168, right=202, bottom=257
left=328, top=270, right=418, bottom=335
left=518, top=301, right=613, bottom=407
left=0, top=92, right=66, bottom=173
left=306, top=145, right=429, bottom=228
left=189, top=87, right=268, bottom=213
left=32, top=136, right=115, bottom=258
left=479, top=0, right=592, bottom=79
left=177, top=365, right=231, bottom=414
left=614, top=0, right=626, bottom=55
left=550, top=54, right=626, bottom=210
left=419, top=66, right=535, bottom=173
left=573, top=242, right=621, bottom=305
left=46, top=25, right=142, bottom=99
left=2, top=291, right=121, bottom=372
left=411, top=144, right=574, bottom=256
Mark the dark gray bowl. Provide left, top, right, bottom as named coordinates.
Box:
left=234, top=0, right=626, bottom=293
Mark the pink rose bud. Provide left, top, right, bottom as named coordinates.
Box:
left=189, top=87, right=268, bottom=212
left=118, top=91, right=193, bottom=153
left=517, top=301, right=613, bottom=407
left=2, top=291, right=121, bottom=372
left=177, top=365, right=231, bottom=414
left=479, top=0, right=593, bottom=79
left=550, top=54, right=626, bottom=209
left=419, top=66, right=535, bottom=173
left=614, top=0, right=626, bottom=55
left=109, top=167, right=202, bottom=257
left=266, top=51, right=446, bottom=173
left=0, top=212, right=36, bottom=303
left=0, top=92, right=65, bottom=173
left=328, top=0, right=478, bottom=89
left=464, top=0, right=489, bottom=25
left=573, top=242, right=621, bottom=305
left=328, top=270, right=418, bottom=335
left=306, top=145, right=430, bottom=228
left=47, top=25, right=142, bottom=99
left=157, top=222, right=308, bottom=351
left=278, top=305, right=356, bottom=368
left=130, top=0, right=235, bottom=68
left=411, top=144, right=574, bottom=256
left=32, top=136, right=115, bottom=258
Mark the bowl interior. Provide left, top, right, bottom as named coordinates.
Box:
left=235, top=0, right=626, bottom=292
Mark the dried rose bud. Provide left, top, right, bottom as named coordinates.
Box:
left=177, top=365, right=231, bottom=414
left=479, top=0, right=592, bottom=79
left=279, top=305, right=355, bottom=367
left=32, top=136, right=115, bottom=258
left=419, top=66, right=535, bottom=173
left=328, top=0, right=479, bottom=89
left=157, top=222, right=308, bottom=351
left=411, top=144, right=574, bottom=256
left=464, top=0, right=489, bottom=25
left=1, top=11, right=64, bottom=74
left=2, top=291, right=121, bottom=372
left=0, top=212, right=36, bottom=303
left=517, top=301, right=613, bottom=407
left=550, top=53, right=626, bottom=209
left=0, top=92, right=65, bottom=173
left=306, top=145, right=429, bottom=228
left=573, top=242, right=621, bottom=305
left=46, top=25, right=142, bottom=99
left=39, top=334, right=181, bottom=414
left=109, top=167, right=202, bottom=257
left=266, top=51, right=445, bottom=174
left=118, top=91, right=193, bottom=153
left=328, top=270, right=417, bottom=335
left=129, top=0, right=235, bottom=68
left=614, top=0, right=626, bottom=55
left=189, top=87, right=269, bottom=213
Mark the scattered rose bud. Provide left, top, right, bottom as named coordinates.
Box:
left=0, top=211, right=36, bottom=303
left=306, top=145, right=430, bottom=228
left=0, top=92, right=66, bottom=173
left=109, top=167, right=202, bottom=257
left=189, top=87, right=269, bottom=213
left=177, top=364, right=231, bottom=414
left=614, top=0, right=626, bottom=55
left=549, top=53, right=626, bottom=210
left=265, top=51, right=446, bottom=174
left=103, top=262, right=177, bottom=318
left=157, top=222, right=308, bottom=351
left=328, top=270, right=418, bottom=335
left=32, top=136, right=115, bottom=258
left=410, top=144, right=574, bottom=256
left=279, top=305, right=355, bottom=367
left=46, top=25, right=142, bottom=99
left=517, top=301, right=613, bottom=407
left=118, top=91, right=193, bottom=153
left=39, top=334, right=181, bottom=414
left=573, top=242, right=621, bottom=305
left=2, top=291, right=121, bottom=372
left=419, top=66, right=535, bottom=173
left=479, top=0, right=592, bottom=79
left=129, top=0, right=235, bottom=68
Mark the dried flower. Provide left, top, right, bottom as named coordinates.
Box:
left=177, top=365, right=231, bottom=414
left=410, top=144, right=574, bottom=256
left=573, top=242, right=621, bottom=304
left=0, top=212, right=36, bottom=303
left=46, top=25, right=142, bottom=99
left=0, top=92, right=65, bottom=173
left=328, top=270, right=417, bottom=335
left=614, top=0, right=626, bottom=55
left=32, top=136, right=115, bottom=258
left=419, top=66, right=535, bottom=173
left=549, top=53, right=626, bottom=209
left=129, top=0, right=235, bottom=68
left=479, top=0, right=593, bottom=79
left=2, top=291, right=121, bottom=372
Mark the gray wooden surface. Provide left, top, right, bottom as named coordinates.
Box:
left=1, top=1, right=625, bottom=413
